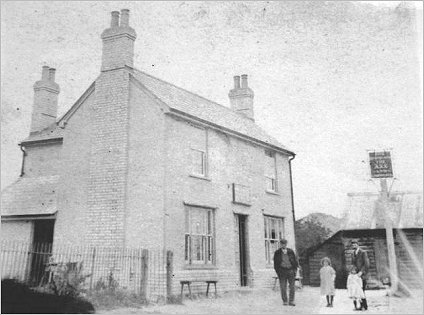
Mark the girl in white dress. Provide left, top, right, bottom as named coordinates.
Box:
left=347, top=266, right=366, bottom=310
left=320, top=257, right=336, bottom=307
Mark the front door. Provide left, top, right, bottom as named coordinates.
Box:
left=236, top=214, right=249, bottom=286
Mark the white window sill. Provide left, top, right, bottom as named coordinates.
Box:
left=232, top=201, right=252, bottom=207
left=189, top=174, right=211, bottom=181
left=266, top=190, right=280, bottom=196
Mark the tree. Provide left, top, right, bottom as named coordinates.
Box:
left=295, top=218, right=332, bottom=260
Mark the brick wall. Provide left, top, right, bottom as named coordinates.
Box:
left=125, top=79, right=166, bottom=249
left=101, top=35, right=135, bottom=72
left=54, top=91, right=94, bottom=245
left=23, top=143, right=62, bottom=178
left=86, top=69, right=131, bottom=247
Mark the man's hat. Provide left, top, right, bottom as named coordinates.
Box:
left=280, top=238, right=288, bottom=244
left=350, top=239, right=359, bottom=245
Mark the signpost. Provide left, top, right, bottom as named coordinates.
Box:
left=368, top=150, right=398, bottom=294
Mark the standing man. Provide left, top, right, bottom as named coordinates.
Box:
left=351, top=239, right=370, bottom=310
left=273, top=238, right=298, bottom=306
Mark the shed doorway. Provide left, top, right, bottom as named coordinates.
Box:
left=30, top=219, right=55, bottom=285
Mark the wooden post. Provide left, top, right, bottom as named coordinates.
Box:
left=140, top=249, right=149, bottom=300
left=166, top=250, right=173, bottom=299
left=89, top=247, right=96, bottom=291
left=379, top=179, right=398, bottom=294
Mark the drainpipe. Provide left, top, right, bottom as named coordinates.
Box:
left=288, top=154, right=297, bottom=250
left=19, top=144, right=26, bottom=176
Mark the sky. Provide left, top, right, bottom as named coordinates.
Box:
left=1, top=1, right=423, bottom=219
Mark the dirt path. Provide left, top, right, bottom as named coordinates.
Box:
left=97, top=287, right=423, bottom=314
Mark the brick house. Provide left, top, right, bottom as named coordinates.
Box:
left=1, top=10, right=296, bottom=292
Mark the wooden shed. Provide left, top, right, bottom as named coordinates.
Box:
left=304, top=228, right=423, bottom=289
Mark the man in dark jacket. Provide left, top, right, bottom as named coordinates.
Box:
left=351, top=239, right=370, bottom=310
left=273, top=238, right=298, bottom=306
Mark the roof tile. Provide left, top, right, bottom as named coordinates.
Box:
left=132, top=69, right=293, bottom=153
left=1, top=176, right=59, bottom=217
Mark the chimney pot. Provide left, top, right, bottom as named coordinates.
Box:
left=233, top=76, right=241, bottom=89
left=101, top=9, right=137, bottom=71
left=120, top=9, right=130, bottom=27
left=48, top=68, right=56, bottom=82
left=229, top=74, right=254, bottom=121
left=241, top=74, right=248, bottom=88
left=111, top=11, right=120, bottom=27
left=41, top=66, right=49, bottom=81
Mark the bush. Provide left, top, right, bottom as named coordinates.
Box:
left=48, top=262, right=91, bottom=297
left=93, top=271, right=119, bottom=292
left=1, top=279, right=95, bottom=314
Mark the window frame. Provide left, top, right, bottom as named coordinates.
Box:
left=184, top=206, right=216, bottom=266
left=264, top=215, right=285, bottom=265
left=189, top=126, right=209, bottom=178
left=190, top=148, right=207, bottom=177
left=264, top=150, right=278, bottom=193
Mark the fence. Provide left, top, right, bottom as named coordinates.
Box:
left=0, top=241, right=173, bottom=301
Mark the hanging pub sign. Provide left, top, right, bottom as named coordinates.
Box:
left=369, top=151, right=393, bottom=178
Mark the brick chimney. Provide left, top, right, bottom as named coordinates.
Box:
left=30, top=66, right=60, bottom=133
left=100, top=9, right=137, bottom=71
left=228, top=74, right=254, bottom=121
left=86, top=9, right=137, bottom=247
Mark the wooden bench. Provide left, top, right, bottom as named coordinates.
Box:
left=180, top=280, right=218, bottom=300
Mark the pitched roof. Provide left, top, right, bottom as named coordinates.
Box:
left=20, top=69, right=293, bottom=154
left=341, top=191, right=423, bottom=229
left=131, top=69, right=293, bottom=154
left=1, top=176, right=59, bottom=217
left=21, top=124, right=63, bottom=144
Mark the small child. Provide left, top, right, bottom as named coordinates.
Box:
left=320, top=257, right=336, bottom=307
left=347, top=266, right=365, bottom=310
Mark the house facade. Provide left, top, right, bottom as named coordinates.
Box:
left=1, top=10, right=296, bottom=293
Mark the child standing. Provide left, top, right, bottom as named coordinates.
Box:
left=320, top=257, right=336, bottom=307
left=347, top=266, right=366, bottom=310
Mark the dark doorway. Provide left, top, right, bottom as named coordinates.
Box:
left=30, top=219, right=55, bottom=285
left=237, top=214, right=248, bottom=286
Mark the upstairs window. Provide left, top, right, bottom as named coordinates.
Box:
left=264, top=215, right=285, bottom=264
left=265, top=150, right=277, bottom=192
left=189, top=125, right=208, bottom=177
left=191, top=148, right=206, bottom=176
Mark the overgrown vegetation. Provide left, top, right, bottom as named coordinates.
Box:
left=86, top=270, right=147, bottom=310
left=47, top=262, right=91, bottom=297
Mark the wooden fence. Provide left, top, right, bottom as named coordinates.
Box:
left=0, top=241, right=173, bottom=300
